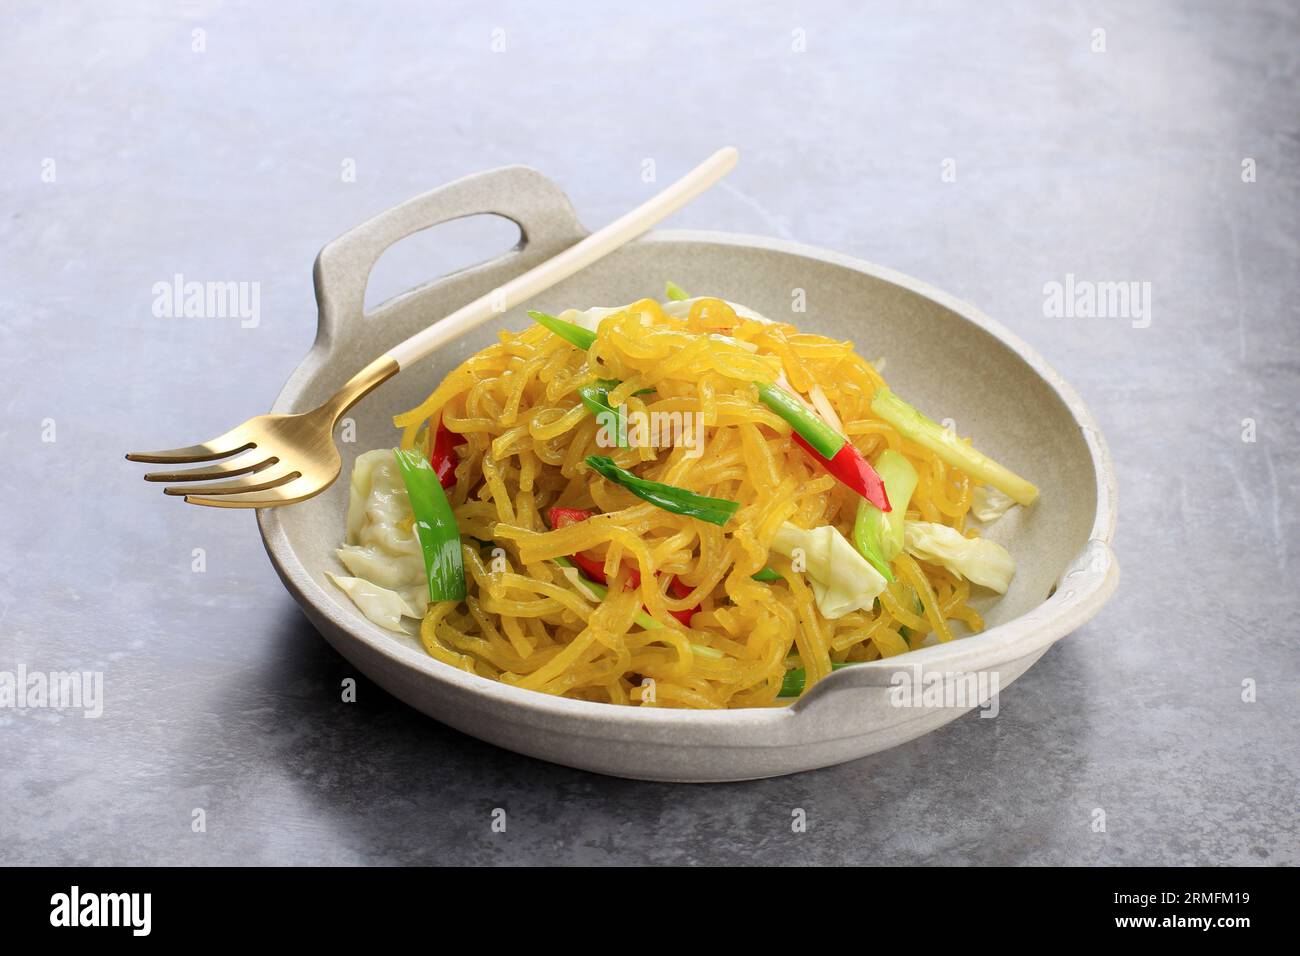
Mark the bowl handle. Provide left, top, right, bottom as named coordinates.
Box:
left=790, top=537, right=1118, bottom=723
left=1057, top=538, right=1118, bottom=597
left=311, top=165, right=588, bottom=348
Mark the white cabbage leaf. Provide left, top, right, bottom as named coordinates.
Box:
left=903, top=521, right=1016, bottom=593
left=326, top=574, right=417, bottom=632
left=971, top=485, right=1017, bottom=523
left=332, top=449, right=430, bottom=627
left=770, top=522, right=887, bottom=619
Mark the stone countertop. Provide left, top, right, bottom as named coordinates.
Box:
left=1, top=0, right=1296, bottom=865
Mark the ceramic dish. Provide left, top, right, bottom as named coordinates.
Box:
left=257, top=165, right=1118, bottom=782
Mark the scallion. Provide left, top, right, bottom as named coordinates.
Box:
left=392, top=448, right=466, bottom=603
left=528, top=309, right=597, bottom=350
left=552, top=557, right=722, bottom=658
left=778, top=662, right=857, bottom=698
left=852, top=448, right=918, bottom=581
left=870, top=389, right=1038, bottom=506
left=577, top=379, right=628, bottom=448
left=755, top=381, right=845, bottom=459
left=585, top=456, right=739, bottom=527
left=665, top=280, right=689, bottom=301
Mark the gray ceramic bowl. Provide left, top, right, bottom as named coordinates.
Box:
left=257, top=166, right=1118, bottom=782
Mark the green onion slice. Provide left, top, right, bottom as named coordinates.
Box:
left=585, top=456, right=739, bottom=527
left=528, top=310, right=596, bottom=350
left=577, top=379, right=629, bottom=449
left=551, top=557, right=722, bottom=658
left=778, top=661, right=857, bottom=698
left=664, top=280, right=689, bottom=301
left=870, top=388, right=1038, bottom=506
left=392, top=448, right=466, bottom=603
left=756, top=381, right=845, bottom=459
left=851, top=448, right=918, bottom=581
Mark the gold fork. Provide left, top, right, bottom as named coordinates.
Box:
left=127, top=147, right=739, bottom=508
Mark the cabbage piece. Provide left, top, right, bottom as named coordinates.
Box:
left=335, top=546, right=429, bottom=619
left=903, top=521, right=1016, bottom=593
left=971, top=485, right=1017, bottom=523
left=336, top=543, right=423, bottom=592
left=326, top=574, right=417, bottom=632
left=770, top=522, right=887, bottom=619
left=347, top=449, right=420, bottom=548
left=335, top=449, right=432, bottom=623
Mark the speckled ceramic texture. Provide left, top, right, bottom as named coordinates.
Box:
left=257, top=166, right=1119, bottom=782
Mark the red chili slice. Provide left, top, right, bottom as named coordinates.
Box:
left=792, top=432, right=891, bottom=512
left=666, top=575, right=700, bottom=626
left=549, top=507, right=597, bottom=529
left=551, top=507, right=641, bottom=586
left=549, top=506, right=695, bottom=624
left=428, top=419, right=467, bottom=489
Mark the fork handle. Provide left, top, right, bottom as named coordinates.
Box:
left=374, top=147, right=737, bottom=370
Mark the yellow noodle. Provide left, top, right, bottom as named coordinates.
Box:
left=388, top=302, right=1000, bottom=708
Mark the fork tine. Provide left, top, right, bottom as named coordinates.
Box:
left=183, top=475, right=316, bottom=509
left=144, top=455, right=278, bottom=483
left=162, top=469, right=301, bottom=498
left=126, top=435, right=255, bottom=464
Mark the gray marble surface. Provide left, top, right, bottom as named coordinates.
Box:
left=2, top=0, right=1297, bottom=865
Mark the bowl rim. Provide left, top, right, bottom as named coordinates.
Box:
left=258, top=226, right=1118, bottom=728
